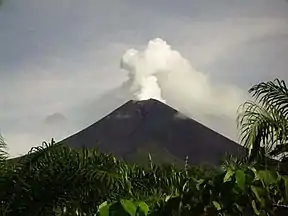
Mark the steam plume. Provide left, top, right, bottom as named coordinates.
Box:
left=120, top=38, right=247, bottom=139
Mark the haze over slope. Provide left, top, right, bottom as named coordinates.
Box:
left=2, top=37, right=247, bottom=157
left=3, top=38, right=248, bottom=157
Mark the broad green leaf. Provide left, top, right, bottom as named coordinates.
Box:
left=223, top=168, right=234, bottom=183
left=98, top=201, right=109, bottom=208
left=97, top=201, right=110, bottom=216
left=251, top=200, right=260, bottom=215
left=212, top=201, right=221, bottom=211
left=251, top=186, right=262, bottom=202
left=109, top=202, right=129, bottom=216
left=257, top=170, right=278, bottom=186
left=136, top=201, right=149, bottom=216
left=235, top=170, right=246, bottom=190
left=120, top=199, right=137, bottom=216
left=251, top=186, right=265, bottom=207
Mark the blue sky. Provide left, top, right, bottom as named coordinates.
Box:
left=1, top=0, right=288, bottom=157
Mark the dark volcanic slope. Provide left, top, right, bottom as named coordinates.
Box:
left=59, top=99, right=246, bottom=165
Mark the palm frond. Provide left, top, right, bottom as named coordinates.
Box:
left=237, top=101, right=288, bottom=157
left=269, top=143, right=288, bottom=158
left=249, top=78, right=288, bottom=117
left=237, top=79, right=288, bottom=159
left=0, top=134, right=8, bottom=160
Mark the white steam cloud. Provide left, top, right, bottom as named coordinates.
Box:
left=120, top=44, right=165, bottom=102
left=121, top=38, right=247, bottom=139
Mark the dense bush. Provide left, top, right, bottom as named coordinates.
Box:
left=0, top=140, right=287, bottom=216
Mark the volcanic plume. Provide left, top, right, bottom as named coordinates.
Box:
left=120, top=38, right=247, bottom=140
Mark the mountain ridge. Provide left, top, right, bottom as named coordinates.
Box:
left=58, top=99, right=246, bottom=165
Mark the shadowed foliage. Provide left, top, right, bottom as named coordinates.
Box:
left=1, top=139, right=288, bottom=215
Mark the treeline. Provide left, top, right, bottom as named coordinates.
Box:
left=0, top=140, right=287, bottom=215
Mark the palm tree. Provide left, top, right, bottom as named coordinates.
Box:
left=0, top=133, right=9, bottom=179
left=2, top=139, right=131, bottom=215
left=1, top=137, right=194, bottom=215
left=0, top=133, right=8, bottom=160
left=237, top=78, right=288, bottom=161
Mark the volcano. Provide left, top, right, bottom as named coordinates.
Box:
left=58, top=99, right=246, bottom=165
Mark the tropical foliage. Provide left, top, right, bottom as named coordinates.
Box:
left=1, top=78, right=288, bottom=215
left=238, top=78, right=288, bottom=161
left=0, top=139, right=287, bottom=215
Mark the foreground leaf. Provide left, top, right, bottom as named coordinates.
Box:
left=120, top=200, right=137, bottom=216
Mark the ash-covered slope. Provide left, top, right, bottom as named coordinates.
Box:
left=59, top=99, right=246, bottom=165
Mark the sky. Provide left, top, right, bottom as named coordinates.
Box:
left=1, top=0, right=288, bottom=157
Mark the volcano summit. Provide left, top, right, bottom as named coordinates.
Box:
left=58, top=99, right=245, bottom=165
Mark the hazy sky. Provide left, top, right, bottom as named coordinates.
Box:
left=1, top=0, right=288, bottom=157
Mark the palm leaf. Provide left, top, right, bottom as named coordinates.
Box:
left=269, top=143, right=288, bottom=158
left=238, top=103, right=288, bottom=159
left=249, top=79, right=288, bottom=116
left=237, top=79, right=288, bottom=160
left=0, top=133, right=8, bottom=161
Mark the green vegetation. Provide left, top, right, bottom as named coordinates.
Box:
left=238, top=79, right=288, bottom=160
left=1, top=78, right=288, bottom=215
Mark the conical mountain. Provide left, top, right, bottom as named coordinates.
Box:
left=59, top=99, right=245, bottom=165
